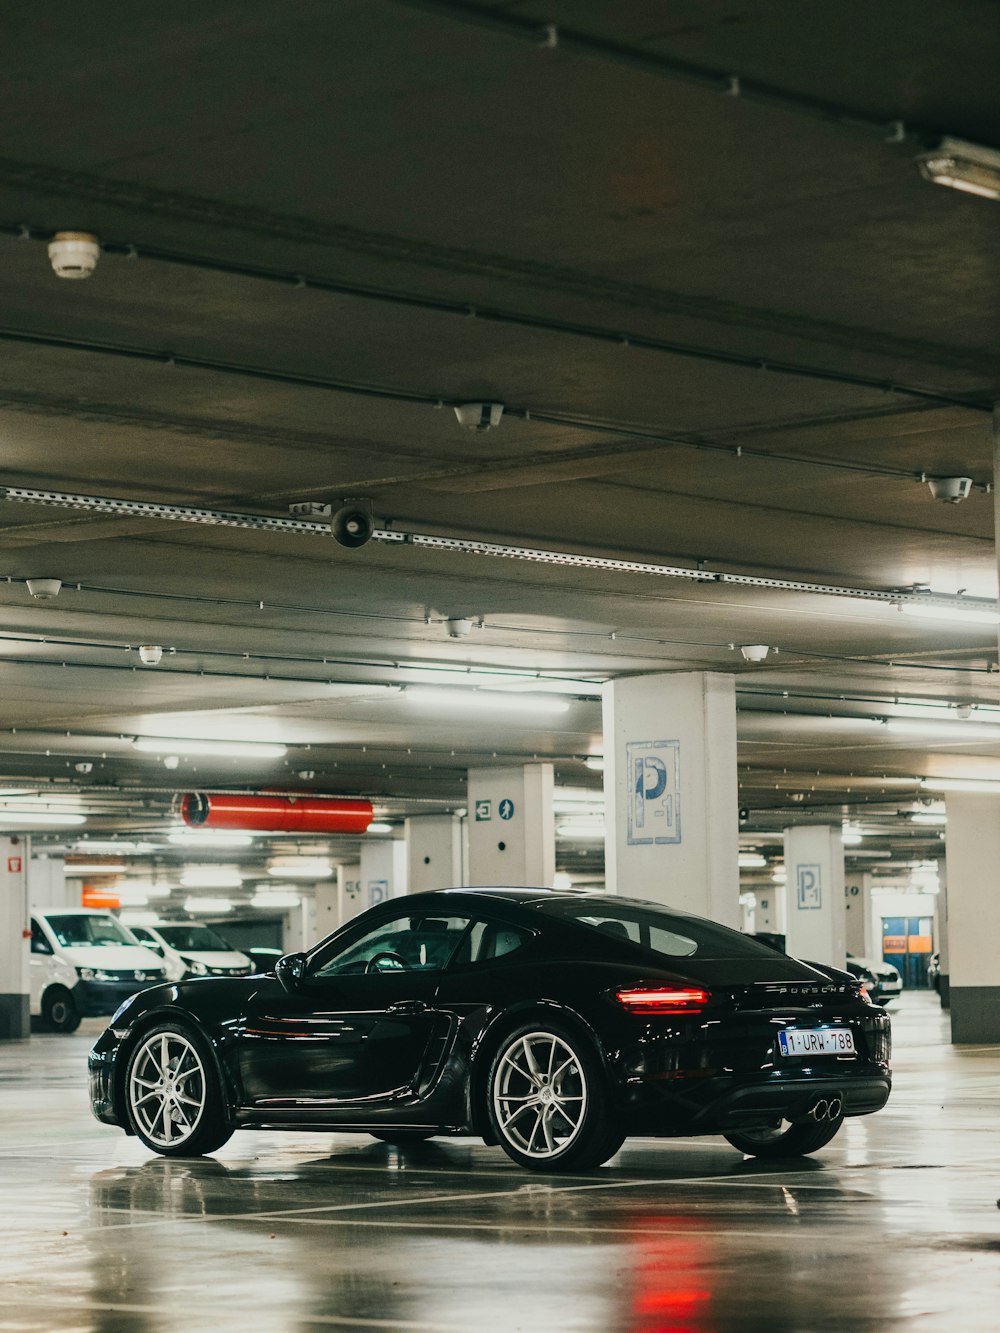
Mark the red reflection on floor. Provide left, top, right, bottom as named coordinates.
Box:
left=629, top=1218, right=714, bottom=1332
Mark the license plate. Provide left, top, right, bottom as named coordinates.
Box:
left=778, top=1028, right=855, bottom=1057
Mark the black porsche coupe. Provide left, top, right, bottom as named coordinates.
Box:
left=89, top=888, right=891, bottom=1172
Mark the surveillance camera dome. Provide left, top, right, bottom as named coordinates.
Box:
left=927, top=476, right=973, bottom=503
left=162, top=755, right=180, bottom=770
left=47, top=231, right=101, bottom=279
left=446, top=617, right=474, bottom=638
left=138, top=645, right=164, bottom=666
left=74, top=761, right=93, bottom=774
left=739, top=644, right=771, bottom=663
left=453, top=402, right=504, bottom=432
left=25, top=578, right=62, bottom=600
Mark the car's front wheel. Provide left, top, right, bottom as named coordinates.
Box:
left=124, top=1022, right=233, bottom=1157
left=724, top=1112, right=844, bottom=1158
left=41, top=986, right=80, bottom=1033
left=487, top=1023, right=624, bottom=1172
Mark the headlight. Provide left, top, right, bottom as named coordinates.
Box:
left=189, top=960, right=208, bottom=976
left=77, top=967, right=95, bottom=981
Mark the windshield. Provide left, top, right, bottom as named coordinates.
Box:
left=43, top=914, right=136, bottom=949
left=534, top=897, right=784, bottom=961
left=154, top=924, right=234, bottom=953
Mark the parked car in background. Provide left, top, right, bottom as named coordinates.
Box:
left=847, top=953, right=902, bottom=1006
left=128, top=922, right=252, bottom=982
left=91, top=888, right=891, bottom=1170
left=30, top=908, right=165, bottom=1033
left=243, top=946, right=284, bottom=973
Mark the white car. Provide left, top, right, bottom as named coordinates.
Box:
left=847, top=952, right=903, bottom=1006
left=128, top=922, right=253, bottom=982
left=30, top=908, right=166, bottom=1033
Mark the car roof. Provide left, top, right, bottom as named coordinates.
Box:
left=395, top=887, right=716, bottom=924
left=33, top=907, right=117, bottom=917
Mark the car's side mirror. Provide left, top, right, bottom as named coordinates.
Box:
left=275, top=951, right=307, bottom=993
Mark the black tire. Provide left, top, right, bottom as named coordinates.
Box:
left=123, top=1021, right=234, bottom=1158
left=42, top=986, right=81, bottom=1033
left=370, top=1130, right=437, bottom=1144
left=725, top=1114, right=844, bottom=1158
left=486, top=1021, right=625, bottom=1173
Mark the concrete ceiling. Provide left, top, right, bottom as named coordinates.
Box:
left=0, top=0, right=996, bottom=890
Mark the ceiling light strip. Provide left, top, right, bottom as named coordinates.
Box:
left=2, top=486, right=996, bottom=613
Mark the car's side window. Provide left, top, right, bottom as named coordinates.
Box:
left=30, top=920, right=52, bottom=955
left=312, top=913, right=473, bottom=978
left=451, top=920, right=532, bottom=967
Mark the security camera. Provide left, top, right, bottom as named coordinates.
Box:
left=927, top=476, right=973, bottom=503
left=74, top=761, right=93, bottom=774
left=162, top=755, right=180, bottom=770
left=453, top=402, right=504, bottom=432
left=48, top=231, right=101, bottom=280
left=739, top=644, right=771, bottom=663
left=446, top=618, right=474, bottom=638
left=138, top=645, right=163, bottom=666
left=25, top=578, right=62, bottom=600
left=331, top=499, right=374, bottom=549
left=297, top=769, right=316, bottom=780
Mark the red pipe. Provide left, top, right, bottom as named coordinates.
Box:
left=181, top=792, right=373, bottom=834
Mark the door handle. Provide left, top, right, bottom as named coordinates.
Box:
left=387, top=1000, right=428, bottom=1015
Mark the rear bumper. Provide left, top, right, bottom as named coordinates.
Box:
left=623, top=1067, right=891, bottom=1136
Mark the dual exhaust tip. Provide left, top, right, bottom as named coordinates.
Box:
left=807, top=1097, right=843, bottom=1122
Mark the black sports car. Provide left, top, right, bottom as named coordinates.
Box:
left=89, top=889, right=891, bottom=1172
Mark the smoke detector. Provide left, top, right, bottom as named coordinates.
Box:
left=927, top=476, right=973, bottom=503
left=453, top=402, right=504, bottom=432
left=138, top=645, right=164, bottom=666
left=739, top=644, right=771, bottom=663
left=25, top=578, right=62, bottom=600
left=48, top=231, right=101, bottom=279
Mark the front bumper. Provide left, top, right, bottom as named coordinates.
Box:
left=88, top=1029, right=123, bottom=1126
left=72, top=978, right=162, bottom=1018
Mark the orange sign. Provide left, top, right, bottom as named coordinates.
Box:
left=908, top=935, right=933, bottom=954
left=82, top=887, right=121, bottom=910
left=882, top=935, right=907, bottom=954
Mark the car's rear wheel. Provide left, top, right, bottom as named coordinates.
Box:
left=724, top=1113, right=844, bottom=1158
left=42, top=986, right=80, bottom=1033
left=124, top=1022, right=233, bottom=1157
left=487, top=1023, right=624, bottom=1172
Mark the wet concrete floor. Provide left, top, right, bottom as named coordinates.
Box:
left=1, top=992, right=998, bottom=1331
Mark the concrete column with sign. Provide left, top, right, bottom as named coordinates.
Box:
left=844, top=869, right=873, bottom=958
left=945, top=794, right=1000, bottom=1041
left=936, top=860, right=949, bottom=1009
left=603, top=673, right=739, bottom=925
left=405, top=815, right=463, bottom=892
left=0, top=836, right=30, bottom=1039
left=753, top=882, right=786, bottom=936
left=783, top=825, right=846, bottom=969
left=360, top=838, right=407, bottom=910
left=467, top=765, right=554, bottom=887
left=28, top=855, right=71, bottom=910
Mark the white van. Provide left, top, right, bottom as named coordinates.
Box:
left=30, top=908, right=167, bottom=1033
left=128, top=921, right=252, bottom=982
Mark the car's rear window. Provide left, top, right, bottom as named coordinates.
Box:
left=533, top=898, right=781, bottom=961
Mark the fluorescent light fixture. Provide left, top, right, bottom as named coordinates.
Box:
left=584, top=757, right=605, bottom=771
left=117, top=889, right=149, bottom=907
left=920, top=777, right=1000, bottom=794
left=183, top=897, right=232, bottom=913
left=555, top=821, right=605, bottom=839
left=771, top=870, right=787, bottom=883
left=845, top=849, right=892, bottom=859
left=180, top=866, right=243, bottom=889
left=251, top=889, right=301, bottom=909
left=168, top=830, right=255, bottom=847
left=120, top=881, right=172, bottom=899
left=738, top=852, right=767, bottom=868
left=266, top=858, right=332, bottom=879
left=366, top=822, right=394, bottom=835
left=899, top=601, right=1000, bottom=627
left=910, top=812, right=947, bottom=825
left=841, top=831, right=863, bottom=846
left=65, top=863, right=126, bottom=876
left=916, top=137, right=1000, bottom=201
left=0, top=812, right=87, bottom=827
left=405, top=687, right=570, bottom=714
left=885, top=719, right=1000, bottom=741
left=133, top=737, right=286, bottom=758
left=74, top=840, right=160, bottom=854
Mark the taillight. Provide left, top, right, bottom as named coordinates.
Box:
left=614, top=985, right=710, bottom=1015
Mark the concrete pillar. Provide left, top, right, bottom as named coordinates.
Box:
left=0, top=836, right=30, bottom=1040
left=282, top=898, right=317, bottom=954
left=360, top=839, right=407, bottom=908
left=405, top=815, right=463, bottom=892
left=603, top=673, right=738, bottom=926
left=314, top=868, right=343, bottom=943
left=340, top=862, right=364, bottom=922
left=937, top=861, right=950, bottom=1009
left=844, top=869, right=872, bottom=957
left=754, top=882, right=787, bottom=936
left=467, top=765, right=554, bottom=888
left=28, top=855, right=70, bottom=910
left=783, top=826, right=846, bottom=969
left=945, top=794, right=1000, bottom=1041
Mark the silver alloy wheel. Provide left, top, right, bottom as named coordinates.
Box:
left=492, top=1030, right=588, bottom=1159
left=128, top=1031, right=207, bottom=1148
